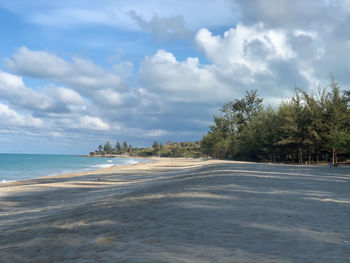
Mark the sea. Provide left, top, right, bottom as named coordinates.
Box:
left=0, top=153, right=150, bottom=183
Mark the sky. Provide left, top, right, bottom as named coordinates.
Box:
left=0, top=0, right=349, bottom=154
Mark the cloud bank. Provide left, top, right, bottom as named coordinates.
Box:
left=0, top=0, right=349, bottom=153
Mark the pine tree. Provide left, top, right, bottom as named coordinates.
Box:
left=115, top=142, right=122, bottom=154
left=122, top=141, right=128, bottom=153
left=104, top=141, right=112, bottom=154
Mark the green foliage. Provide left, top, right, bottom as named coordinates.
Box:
left=115, top=142, right=122, bottom=153
left=92, top=140, right=204, bottom=158
left=128, top=144, right=133, bottom=153
left=122, top=141, right=128, bottom=153
left=90, top=78, right=350, bottom=164
left=202, top=80, right=350, bottom=164
left=103, top=141, right=112, bottom=154
left=152, top=141, right=160, bottom=155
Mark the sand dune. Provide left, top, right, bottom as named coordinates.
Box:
left=0, top=158, right=349, bottom=263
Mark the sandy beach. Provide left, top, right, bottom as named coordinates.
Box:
left=0, top=158, right=349, bottom=263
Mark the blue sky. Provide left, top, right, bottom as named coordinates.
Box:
left=0, top=0, right=349, bottom=154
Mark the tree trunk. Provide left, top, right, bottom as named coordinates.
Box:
left=298, top=146, right=303, bottom=164
left=332, top=148, right=336, bottom=165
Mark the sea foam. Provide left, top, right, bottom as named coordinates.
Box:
left=91, top=164, right=114, bottom=169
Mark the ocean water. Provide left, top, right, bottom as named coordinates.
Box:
left=0, top=153, right=150, bottom=183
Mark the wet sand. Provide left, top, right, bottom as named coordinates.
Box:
left=0, top=158, right=349, bottom=262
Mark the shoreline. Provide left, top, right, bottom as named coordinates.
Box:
left=1, top=155, right=345, bottom=186
left=1, top=158, right=349, bottom=262
left=0, top=157, right=220, bottom=186
left=83, top=153, right=350, bottom=166
left=0, top=156, right=153, bottom=185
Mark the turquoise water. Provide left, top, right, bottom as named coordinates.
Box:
left=0, top=153, right=149, bottom=183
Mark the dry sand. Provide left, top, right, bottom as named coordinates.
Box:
left=0, top=158, right=349, bottom=263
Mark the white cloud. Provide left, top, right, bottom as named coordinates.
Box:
left=1, top=20, right=332, bottom=146
left=196, top=23, right=295, bottom=73
left=78, top=116, right=111, bottom=131
left=32, top=8, right=138, bottom=30
left=194, top=22, right=350, bottom=97
left=0, top=71, right=116, bottom=135
left=5, top=47, right=124, bottom=93
left=232, top=0, right=350, bottom=90
left=1, top=47, right=170, bottom=142
left=139, top=49, right=231, bottom=103
left=4, top=47, right=137, bottom=111
left=234, top=0, right=334, bottom=29
left=1, top=0, right=349, bottom=150
left=5, top=47, right=69, bottom=78
left=129, top=11, right=191, bottom=41
left=0, top=70, right=85, bottom=113
left=0, top=62, right=167, bottom=143
left=139, top=24, right=302, bottom=104
left=0, top=69, right=26, bottom=87
left=0, top=103, right=44, bottom=129
left=0, top=0, right=236, bottom=31
left=0, top=70, right=51, bottom=111
left=94, top=89, right=124, bottom=107
left=293, top=29, right=317, bottom=39
left=47, top=87, right=84, bottom=106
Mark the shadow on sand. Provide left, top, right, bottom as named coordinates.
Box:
left=1, top=161, right=349, bottom=262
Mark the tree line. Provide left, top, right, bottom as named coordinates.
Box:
left=91, top=140, right=203, bottom=158
left=201, top=78, right=350, bottom=164
left=91, top=78, right=350, bottom=164
left=91, top=141, right=133, bottom=155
